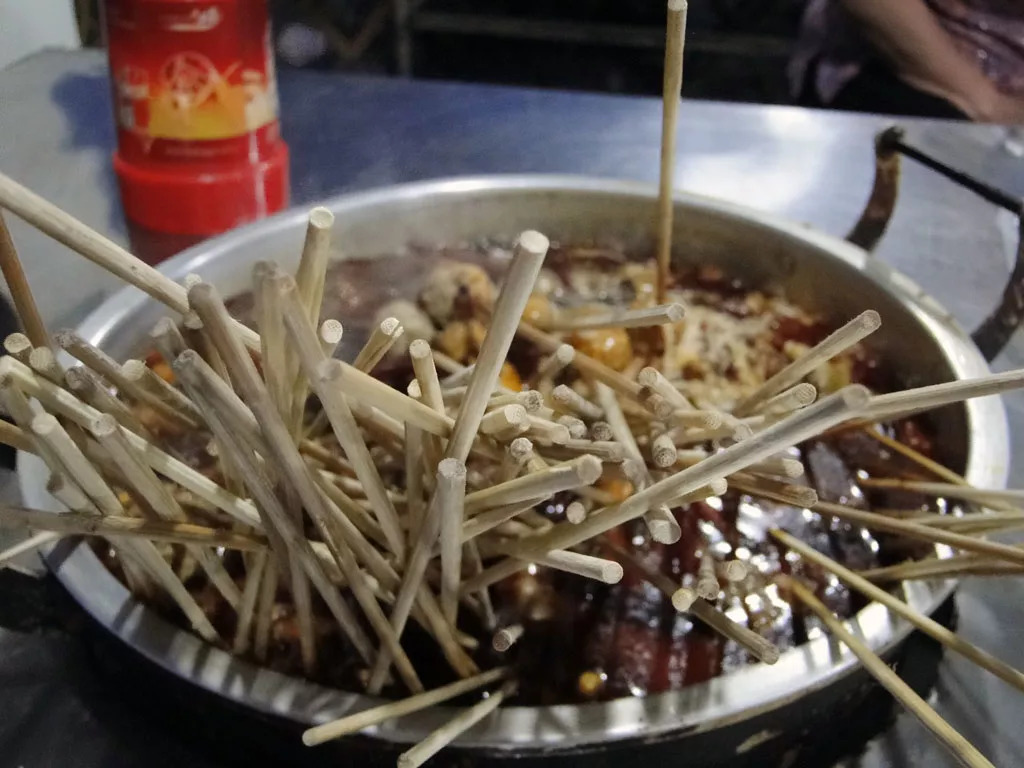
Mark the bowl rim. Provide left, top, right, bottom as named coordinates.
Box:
left=22, top=173, right=1009, bottom=751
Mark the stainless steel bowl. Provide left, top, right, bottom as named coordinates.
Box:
left=19, top=176, right=1009, bottom=762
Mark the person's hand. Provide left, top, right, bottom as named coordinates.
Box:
left=963, top=83, right=1024, bottom=124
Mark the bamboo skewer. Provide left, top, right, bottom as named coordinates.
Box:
left=445, top=232, right=549, bottom=464
left=772, top=529, right=1024, bottom=694
left=322, top=358, right=453, bottom=436
left=556, top=414, right=587, bottom=440
left=28, top=347, right=62, bottom=384
left=782, top=576, right=995, bottom=768
left=46, top=471, right=96, bottom=514
left=480, top=404, right=528, bottom=436
left=0, top=171, right=259, bottom=351
left=552, top=384, right=603, bottom=420
left=397, top=681, right=517, bottom=768
left=859, top=556, right=1024, bottom=582
left=814, top=501, right=1024, bottom=567
left=460, top=498, right=547, bottom=542
left=0, top=530, right=59, bottom=569
left=863, top=428, right=966, bottom=485
left=121, top=358, right=201, bottom=422
left=437, top=458, right=468, bottom=625
left=720, top=560, right=748, bottom=582
left=354, top=317, right=404, bottom=372
left=746, top=455, right=804, bottom=479
left=752, top=383, right=817, bottom=416
left=0, top=212, right=51, bottom=348
left=302, top=667, right=508, bottom=746
left=253, top=560, right=278, bottom=662
left=638, top=366, right=693, bottom=411
left=32, top=413, right=122, bottom=515
left=25, top=410, right=222, bottom=642
left=254, top=262, right=293, bottom=421
left=655, top=0, right=688, bottom=304
left=528, top=343, right=574, bottom=388
left=733, top=311, right=881, bottom=416
left=593, top=382, right=681, bottom=544
left=149, top=317, right=187, bottom=367
left=860, top=478, right=1024, bottom=505
left=64, top=366, right=150, bottom=437
left=670, top=409, right=723, bottom=429
left=910, top=511, right=1024, bottom=533
left=492, top=624, right=524, bottom=652
left=696, top=549, right=720, bottom=599
left=730, top=472, right=818, bottom=508
left=516, top=320, right=643, bottom=400
left=126, top=537, right=225, bottom=644
left=233, top=551, right=268, bottom=655
left=318, top=319, right=344, bottom=359
left=3, top=332, right=32, bottom=363
left=463, top=455, right=602, bottom=514
left=294, top=207, right=334, bottom=327
left=545, top=303, right=685, bottom=332
left=689, top=598, right=780, bottom=664
left=529, top=549, right=624, bottom=583
left=0, top=505, right=266, bottom=551
left=861, top=369, right=1024, bottom=423
left=366, top=460, right=467, bottom=694
left=565, top=500, right=588, bottom=524
left=651, top=430, right=678, bottom=468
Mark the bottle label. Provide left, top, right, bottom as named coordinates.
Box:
left=106, top=0, right=281, bottom=163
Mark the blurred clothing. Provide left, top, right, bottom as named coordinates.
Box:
left=791, top=0, right=1024, bottom=107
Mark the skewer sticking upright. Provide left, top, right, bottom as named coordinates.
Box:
left=655, top=0, right=689, bottom=304
left=437, top=458, right=468, bottom=625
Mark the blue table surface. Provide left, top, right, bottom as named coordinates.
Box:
left=0, top=49, right=1023, bottom=767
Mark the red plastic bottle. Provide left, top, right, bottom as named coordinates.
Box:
left=103, top=0, right=290, bottom=263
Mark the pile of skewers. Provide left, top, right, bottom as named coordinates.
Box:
left=2, top=170, right=1024, bottom=768
left=0, top=3, right=1022, bottom=767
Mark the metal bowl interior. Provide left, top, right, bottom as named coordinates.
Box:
left=22, top=176, right=1008, bottom=754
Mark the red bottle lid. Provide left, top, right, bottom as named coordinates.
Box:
left=104, top=0, right=290, bottom=238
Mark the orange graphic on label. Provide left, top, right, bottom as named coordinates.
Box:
left=139, top=51, right=275, bottom=141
